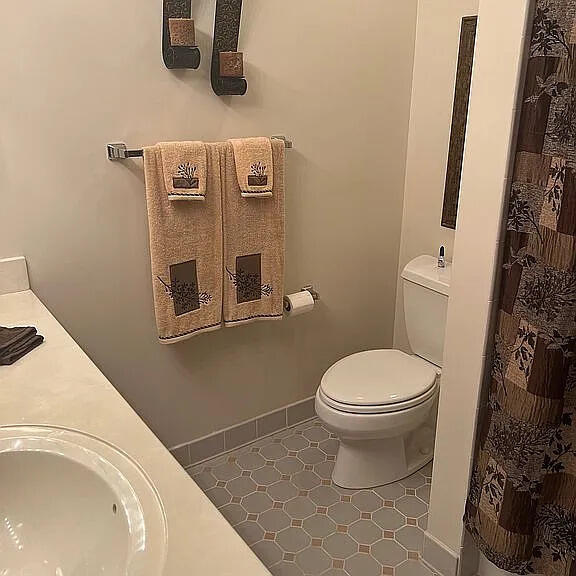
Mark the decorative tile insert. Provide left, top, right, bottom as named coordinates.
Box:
left=189, top=419, right=439, bottom=576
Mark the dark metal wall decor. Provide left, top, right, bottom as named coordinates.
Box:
left=163, top=0, right=201, bottom=69
left=211, top=0, right=247, bottom=96
left=441, top=16, right=478, bottom=229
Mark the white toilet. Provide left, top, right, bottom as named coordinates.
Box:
left=315, top=255, right=451, bottom=488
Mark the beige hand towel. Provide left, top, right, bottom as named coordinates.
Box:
left=144, top=143, right=223, bottom=343
left=222, top=138, right=285, bottom=326
left=159, top=141, right=207, bottom=201
left=229, top=137, right=274, bottom=197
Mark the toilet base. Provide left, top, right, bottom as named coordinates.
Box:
left=332, top=436, right=433, bottom=489
left=315, top=386, right=438, bottom=489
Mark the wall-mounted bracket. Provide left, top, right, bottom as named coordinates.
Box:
left=107, top=143, right=144, bottom=160
left=211, top=0, right=247, bottom=96
left=302, top=285, right=320, bottom=302
left=163, top=0, right=201, bottom=69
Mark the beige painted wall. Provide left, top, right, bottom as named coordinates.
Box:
left=0, top=1, right=417, bottom=447
left=394, top=0, right=479, bottom=353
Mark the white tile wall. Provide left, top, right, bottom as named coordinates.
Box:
left=423, top=0, right=533, bottom=568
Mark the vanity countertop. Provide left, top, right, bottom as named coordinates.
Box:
left=0, top=289, right=270, bottom=576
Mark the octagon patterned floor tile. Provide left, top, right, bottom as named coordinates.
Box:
left=270, top=561, right=305, bottom=576
left=237, top=452, right=266, bottom=471
left=212, top=461, right=242, bottom=482
left=327, top=502, right=361, bottom=525
left=348, top=519, right=382, bottom=545
left=303, top=514, right=337, bottom=538
left=282, top=435, right=309, bottom=451
left=252, top=465, right=282, bottom=486
left=394, top=495, right=428, bottom=518
left=276, top=526, right=312, bottom=553
left=351, top=490, right=384, bottom=513
left=309, top=485, right=340, bottom=507
left=416, top=484, right=431, bottom=504
left=259, top=509, right=292, bottom=532
left=253, top=540, right=284, bottom=565
left=371, top=539, right=408, bottom=567
left=302, top=426, right=330, bottom=443
left=188, top=419, right=434, bottom=576
left=296, top=546, right=332, bottom=574
left=293, top=470, right=322, bottom=490
left=235, top=520, right=265, bottom=545
left=313, top=461, right=335, bottom=480
left=261, top=443, right=289, bottom=461
left=299, top=447, right=327, bottom=465
left=323, top=532, right=358, bottom=560
left=268, top=480, right=300, bottom=502
left=227, top=476, right=257, bottom=498
left=191, top=469, right=217, bottom=490
left=285, top=496, right=316, bottom=520
left=395, top=560, right=436, bottom=576
left=372, top=507, right=406, bottom=531
left=395, top=525, right=425, bottom=552
left=205, top=486, right=232, bottom=507
left=418, top=514, right=429, bottom=530
left=345, top=553, right=382, bottom=576
left=400, top=473, right=427, bottom=490
left=219, top=502, right=248, bottom=526
left=243, top=491, right=274, bottom=513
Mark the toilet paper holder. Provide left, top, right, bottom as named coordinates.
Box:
left=301, top=285, right=320, bottom=301
left=283, top=285, right=320, bottom=315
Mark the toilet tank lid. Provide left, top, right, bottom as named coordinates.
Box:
left=401, top=255, right=451, bottom=296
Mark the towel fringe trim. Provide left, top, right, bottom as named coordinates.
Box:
left=158, top=321, right=221, bottom=343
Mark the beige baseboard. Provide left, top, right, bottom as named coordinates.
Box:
left=170, top=396, right=316, bottom=468
left=422, top=531, right=459, bottom=576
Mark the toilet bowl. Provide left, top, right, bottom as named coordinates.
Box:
left=315, top=349, right=439, bottom=488
left=315, top=255, right=451, bottom=489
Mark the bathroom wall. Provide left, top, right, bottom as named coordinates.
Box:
left=423, top=0, right=532, bottom=573
left=393, top=0, right=479, bottom=352
left=0, top=1, right=417, bottom=447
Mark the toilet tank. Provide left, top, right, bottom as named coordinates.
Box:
left=401, top=255, right=451, bottom=367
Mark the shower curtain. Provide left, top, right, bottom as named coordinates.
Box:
left=464, top=1, right=576, bottom=574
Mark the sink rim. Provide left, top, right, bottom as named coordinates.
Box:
left=0, top=424, right=168, bottom=575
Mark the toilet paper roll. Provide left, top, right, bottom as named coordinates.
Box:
left=283, top=291, right=315, bottom=317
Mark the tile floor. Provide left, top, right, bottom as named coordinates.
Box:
left=188, top=419, right=437, bottom=576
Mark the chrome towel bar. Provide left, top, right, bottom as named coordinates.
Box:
left=107, top=135, right=292, bottom=161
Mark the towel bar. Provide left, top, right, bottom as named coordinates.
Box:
left=107, top=135, right=293, bottom=161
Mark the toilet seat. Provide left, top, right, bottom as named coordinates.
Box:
left=318, top=385, right=438, bottom=414
left=319, top=349, right=439, bottom=415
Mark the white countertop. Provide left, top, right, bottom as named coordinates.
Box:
left=0, top=289, right=270, bottom=576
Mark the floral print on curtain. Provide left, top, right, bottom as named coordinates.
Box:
left=464, top=1, right=576, bottom=574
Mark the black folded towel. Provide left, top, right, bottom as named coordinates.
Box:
left=0, top=326, right=44, bottom=365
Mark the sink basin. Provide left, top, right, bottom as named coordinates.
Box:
left=0, top=426, right=167, bottom=575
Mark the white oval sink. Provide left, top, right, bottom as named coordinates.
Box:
left=0, top=426, right=167, bottom=576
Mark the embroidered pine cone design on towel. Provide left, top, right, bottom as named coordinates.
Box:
left=248, top=161, right=268, bottom=187
left=226, top=267, right=273, bottom=302
left=173, top=162, right=199, bottom=189
left=157, top=276, right=212, bottom=312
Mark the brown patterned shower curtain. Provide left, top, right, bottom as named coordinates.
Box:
left=464, top=1, right=576, bottom=574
